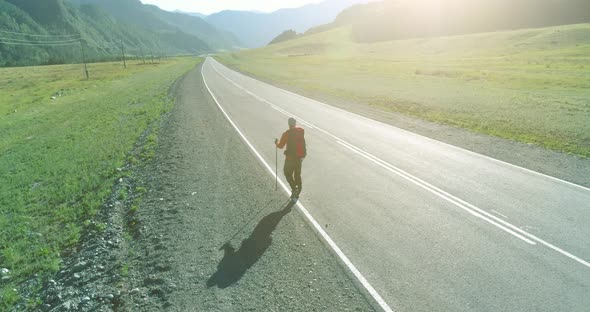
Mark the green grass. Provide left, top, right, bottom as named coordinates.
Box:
left=217, top=24, right=590, bottom=157
left=0, top=57, right=200, bottom=308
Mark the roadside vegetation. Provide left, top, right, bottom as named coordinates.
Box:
left=0, top=57, right=200, bottom=308
left=217, top=24, right=590, bottom=157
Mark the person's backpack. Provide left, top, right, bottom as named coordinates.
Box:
left=285, top=128, right=306, bottom=159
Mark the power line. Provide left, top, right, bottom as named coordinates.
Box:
left=1, top=33, right=161, bottom=62
left=0, top=40, right=79, bottom=47
left=83, top=39, right=130, bottom=50
left=0, top=37, right=80, bottom=44
left=84, top=42, right=119, bottom=50
left=0, top=29, right=80, bottom=38
left=79, top=38, right=89, bottom=80
left=84, top=40, right=143, bottom=54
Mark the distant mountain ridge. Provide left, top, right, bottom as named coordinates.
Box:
left=173, top=10, right=207, bottom=19
left=70, top=0, right=240, bottom=50
left=205, top=0, right=376, bottom=48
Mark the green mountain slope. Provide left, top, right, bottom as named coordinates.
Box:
left=0, top=0, right=236, bottom=67
left=0, top=0, right=57, bottom=66
left=71, top=0, right=240, bottom=50
left=269, top=29, right=300, bottom=45
left=145, top=5, right=240, bottom=51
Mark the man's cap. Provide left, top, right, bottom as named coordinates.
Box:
left=288, top=117, right=296, bottom=127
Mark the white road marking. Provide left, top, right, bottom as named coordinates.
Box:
left=297, top=119, right=315, bottom=129
left=337, top=141, right=536, bottom=245
left=271, top=104, right=290, bottom=116
left=210, top=58, right=590, bottom=193
left=491, top=210, right=509, bottom=219
left=213, top=67, right=317, bottom=132
left=208, top=59, right=590, bottom=269
left=201, top=61, right=395, bottom=312
left=210, top=62, right=535, bottom=243
left=271, top=105, right=315, bottom=128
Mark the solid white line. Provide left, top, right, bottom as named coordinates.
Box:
left=336, top=140, right=590, bottom=268
left=336, top=141, right=537, bottom=245
left=201, top=60, right=395, bottom=312
left=297, top=119, right=315, bottom=129
left=208, top=58, right=590, bottom=269
left=210, top=58, right=590, bottom=193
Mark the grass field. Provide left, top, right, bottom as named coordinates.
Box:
left=0, top=57, right=200, bottom=308
left=217, top=24, right=590, bottom=157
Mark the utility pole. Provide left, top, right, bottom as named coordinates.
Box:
left=79, top=36, right=89, bottom=79
left=120, top=40, right=127, bottom=69
left=140, top=46, right=146, bottom=64
left=150, top=49, right=154, bottom=64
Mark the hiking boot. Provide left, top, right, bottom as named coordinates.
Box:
left=292, top=188, right=301, bottom=200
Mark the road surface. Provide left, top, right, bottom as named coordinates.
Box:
left=201, top=57, right=590, bottom=312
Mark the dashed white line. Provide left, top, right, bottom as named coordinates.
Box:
left=271, top=104, right=290, bottom=116
left=201, top=61, right=395, bottom=312
left=491, top=210, right=509, bottom=219
left=297, top=119, right=315, bottom=129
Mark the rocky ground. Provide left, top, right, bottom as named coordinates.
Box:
left=12, top=63, right=376, bottom=311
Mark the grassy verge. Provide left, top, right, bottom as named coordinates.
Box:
left=0, top=57, right=201, bottom=308
left=217, top=24, right=590, bottom=157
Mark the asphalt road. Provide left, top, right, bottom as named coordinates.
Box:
left=201, top=58, right=590, bottom=312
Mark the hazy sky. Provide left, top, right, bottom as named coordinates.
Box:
left=140, top=0, right=324, bottom=15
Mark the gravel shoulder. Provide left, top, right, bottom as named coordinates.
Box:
left=120, top=64, right=376, bottom=311
left=217, top=62, right=590, bottom=188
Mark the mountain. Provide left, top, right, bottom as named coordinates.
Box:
left=0, top=0, right=238, bottom=67
left=174, top=10, right=207, bottom=19
left=145, top=6, right=239, bottom=50
left=70, top=0, right=240, bottom=50
left=269, top=29, right=300, bottom=45
left=311, top=0, right=590, bottom=43
left=1, top=0, right=204, bottom=67
left=205, top=0, right=376, bottom=48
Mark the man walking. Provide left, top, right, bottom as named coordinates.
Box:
left=275, top=117, right=307, bottom=200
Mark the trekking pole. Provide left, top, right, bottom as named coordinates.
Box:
left=275, top=142, right=278, bottom=192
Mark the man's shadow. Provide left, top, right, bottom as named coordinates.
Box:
left=206, top=199, right=296, bottom=288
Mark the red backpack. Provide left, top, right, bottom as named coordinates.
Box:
left=285, top=128, right=307, bottom=159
